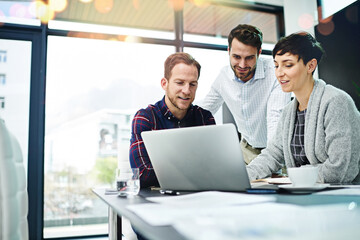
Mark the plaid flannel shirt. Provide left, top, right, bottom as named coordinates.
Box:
left=129, top=97, right=216, bottom=188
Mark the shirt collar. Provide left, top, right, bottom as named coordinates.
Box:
left=234, top=75, right=254, bottom=83
left=160, top=96, right=194, bottom=121
left=253, top=57, right=265, bottom=80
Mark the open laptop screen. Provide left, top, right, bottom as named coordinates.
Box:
left=141, top=124, right=251, bottom=192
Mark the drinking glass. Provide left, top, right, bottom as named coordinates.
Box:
left=116, top=168, right=140, bottom=197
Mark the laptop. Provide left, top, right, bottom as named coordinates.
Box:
left=141, top=124, right=253, bottom=192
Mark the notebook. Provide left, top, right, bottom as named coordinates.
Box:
left=141, top=124, right=252, bottom=192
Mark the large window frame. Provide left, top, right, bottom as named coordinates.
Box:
left=0, top=1, right=284, bottom=239
left=0, top=23, right=47, bottom=240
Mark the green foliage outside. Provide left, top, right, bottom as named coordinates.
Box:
left=93, top=156, right=117, bottom=185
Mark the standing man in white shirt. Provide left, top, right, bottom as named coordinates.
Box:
left=201, top=24, right=291, bottom=164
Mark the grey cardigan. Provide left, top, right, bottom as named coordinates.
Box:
left=247, top=79, right=360, bottom=183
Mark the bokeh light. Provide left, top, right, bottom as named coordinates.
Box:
left=28, top=1, right=38, bottom=18
left=67, top=31, right=86, bottom=38
left=168, top=0, right=185, bottom=11
left=35, top=0, right=55, bottom=23
left=67, top=31, right=111, bottom=40
left=345, top=6, right=358, bottom=24
left=79, top=0, right=93, bottom=3
left=117, top=35, right=127, bottom=41
left=189, top=0, right=209, bottom=7
left=49, top=0, right=68, bottom=13
left=317, top=20, right=335, bottom=36
left=94, top=0, right=114, bottom=14
left=89, top=32, right=107, bottom=40
left=320, top=16, right=333, bottom=24
left=132, top=0, right=140, bottom=10
left=298, top=13, right=314, bottom=30
left=9, top=3, right=28, bottom=18
left=125, top=35, right=141, bottom=43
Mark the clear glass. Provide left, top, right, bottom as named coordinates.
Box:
left=44, top=35, right=174, bottom=238
left=116, top=168, right=140, bottom=197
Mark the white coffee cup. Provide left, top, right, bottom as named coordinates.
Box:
left=287, top=165, right=319, bottom=187
left=116, top=168, right=140, bottom=197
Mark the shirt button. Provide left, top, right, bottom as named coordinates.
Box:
left=168, top=117, right=171, bottom=120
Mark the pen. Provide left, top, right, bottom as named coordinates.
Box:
left=160, top=190, right=180, bottom=195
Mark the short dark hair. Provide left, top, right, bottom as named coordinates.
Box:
left=164, top=52, right=201, bottom=80
left=272, top=31, right=325, bottom=65
left=228, top=24, right=263, bottom=53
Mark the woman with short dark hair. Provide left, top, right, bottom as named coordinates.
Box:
left=247, top=31, right=360, bottom=183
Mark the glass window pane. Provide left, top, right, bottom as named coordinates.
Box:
left=48, top=20, right=175, bottom=40
left=0, top=1, right=40, bottom=26
left=44, top=36, right=174, bottom=238
left=0, top=38, right=31, bottom=176
left=184, top=46, right=229, bottom=124
left=53, top=0, right=174, bottom=36
left=183, top=2, right=278, bottom=44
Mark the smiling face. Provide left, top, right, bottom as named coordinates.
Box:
left=229, top=38, right=260, bottom=82
left=161, top=63, right=199, bottom=120
left=274, top=52, right=316, bottom=95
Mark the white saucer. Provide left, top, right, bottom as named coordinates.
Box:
left=279, top=184, right=330, bottom=191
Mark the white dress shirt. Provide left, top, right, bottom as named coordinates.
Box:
left=200, top=57, right=291, bottom=148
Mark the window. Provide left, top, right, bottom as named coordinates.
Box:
left=0, top=39, right=31, bottom=175
left=184, top=46, right=229, bottom=123
left=44, top=36, right=174, bottom=238
left=183, top=1, right=279, bottom=44
left=0, top=1, right=40, bottom=26
left=0, top=0, right=282, bottom=238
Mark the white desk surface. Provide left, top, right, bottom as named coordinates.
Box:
left=93, top=187, right=360, bottom=240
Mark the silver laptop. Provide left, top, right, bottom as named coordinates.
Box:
left=141, top=124, right=251, bottom=192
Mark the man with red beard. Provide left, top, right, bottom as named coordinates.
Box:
left=201, top=24, right=290, bottom=164
left=130, top=52, right=215, bottom=188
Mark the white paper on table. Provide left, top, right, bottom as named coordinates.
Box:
left=127, top=203, right=195, bottom=226
left=315, top=188, right=360, bottom=195
left=127, top=191, right=275, bottom=226
left=173, top=203, right=360, bottom=240
left=145, top=191, right=275, bottom=207
left=126, top=201, right=296, bottom=227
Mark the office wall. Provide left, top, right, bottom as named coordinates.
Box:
left=315, top=1, right=360, bottom=110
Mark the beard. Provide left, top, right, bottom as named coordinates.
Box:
left=167, top=94, right=191, bottom=111
left=232, top=65, right=256, bottom=82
